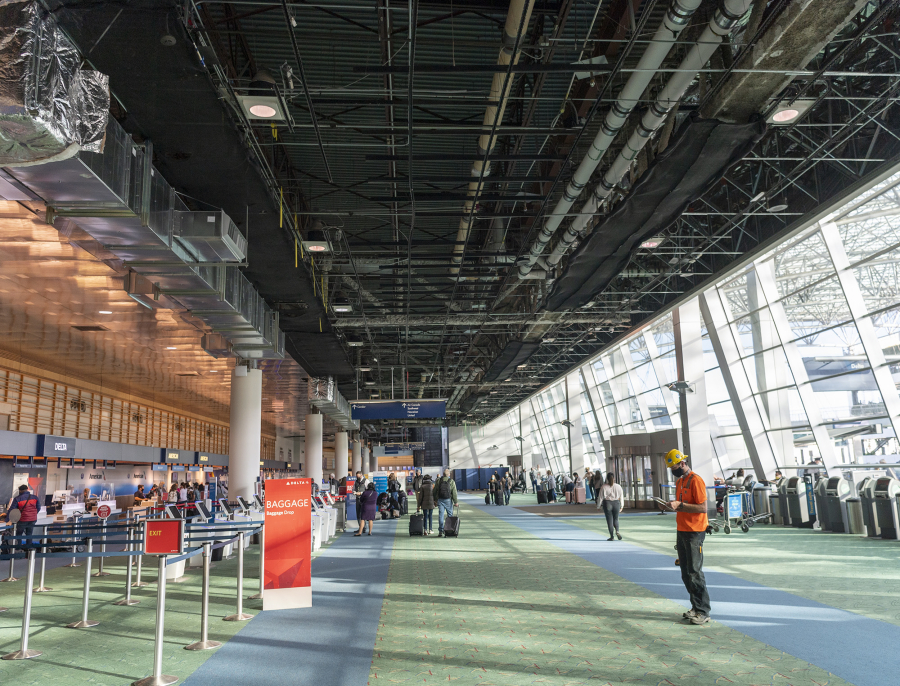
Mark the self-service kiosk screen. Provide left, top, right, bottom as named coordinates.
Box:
left=875, top=477, right=892, bottom=494
left=195, top=502, right=212, bottom=519
left=218, top=498, right=233, bottom=515
left=237, top=496, right=252, bottom=511
left=253, top=495, right=264, bottom=509
left=165, top=505, right=181, bottom=519
left=827, top=477, right=841, bottom=490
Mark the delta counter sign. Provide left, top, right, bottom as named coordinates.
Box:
left=350, top=399, right=446, bottom=421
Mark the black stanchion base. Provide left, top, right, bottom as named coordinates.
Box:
left=66, top=620, right=99, bottom=628
left=223, top=613, right=253, bottom=621
left=34, top=586, right=53, bottom=593
left=113, top=598, right=141, bottom=606
left=2, top=649, right=42, bottom=660
left=184, top=639, right=222, bottom=651
left=131, top=674, right=178, bottom=686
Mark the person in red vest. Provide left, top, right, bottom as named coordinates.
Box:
left=10, top=484, right=40, bottom=549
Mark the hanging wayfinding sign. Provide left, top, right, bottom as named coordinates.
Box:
left=263, top=478, right=312, bottom=610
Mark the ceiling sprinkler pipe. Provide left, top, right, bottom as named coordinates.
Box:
left=451, top=0, right=535, bottom=275
left=516, top=0, right=703, bottom=279
left=544, top=0, right=754, bottom=268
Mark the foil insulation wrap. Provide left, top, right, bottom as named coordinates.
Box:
left=308, top=376, right=336, bottom=403
left=0, top=0, right=109, bottom=166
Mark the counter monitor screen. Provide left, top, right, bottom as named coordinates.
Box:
left=165, top=505, right=181, bottom=519
left=218, top=498, right=233, bottom=515
left=237, top=496, right=252, bottom=512
left=195, top=502, right=212, bottom=519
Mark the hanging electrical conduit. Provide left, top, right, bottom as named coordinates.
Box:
left=518, top=0, right=754, bottom=278
left=450, top=0, right=535, bottom=275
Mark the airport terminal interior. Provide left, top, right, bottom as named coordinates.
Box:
left=2, top=0, right=900, bottom=683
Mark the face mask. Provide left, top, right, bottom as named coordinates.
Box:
left=671, top=464, right=686, bottom=478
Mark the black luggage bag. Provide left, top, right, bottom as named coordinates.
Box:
left=444, top=505, right=460, bottom=537
left=399, top=494, right=408, bottom=516
left=537, top=491, right=548, bottom=504
left=409, top=513, right=425, bottom=536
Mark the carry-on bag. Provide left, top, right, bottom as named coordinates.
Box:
left=484, top=493, right=490, bottom=504
left=565, top=491, right=573, bottom=503
left=575, top=487, right=586, bottom=504
left=537, top=491, right=548, bottom=504
left=444, top=505, right=461, bottom=537
left=409, top=513, right=425, bottom=536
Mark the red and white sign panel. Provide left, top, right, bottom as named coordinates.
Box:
left=96, top=504, right=111, bottom=519
left=144, top=519, right=185, bottom=555
left=263, top=478, right=312, bottom=610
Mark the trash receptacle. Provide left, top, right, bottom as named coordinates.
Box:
left=211, top=541, right=224, bottom=562
left=847, top=498, right=866, bottom=535
left=768, top=493, right=781, bottom=525
left=754, top=485, right=772, bottom=522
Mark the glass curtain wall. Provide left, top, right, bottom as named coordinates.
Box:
left=484, top=167, right=900, bottom=477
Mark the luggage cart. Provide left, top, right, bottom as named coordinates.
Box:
left=709, top=491, right=768, bottom=533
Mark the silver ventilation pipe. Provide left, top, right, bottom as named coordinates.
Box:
left=451, top=0, right=535, bottom=275
left=543, top=0, right=754, bottom=268
left=516, top=0, right=703, bottom=279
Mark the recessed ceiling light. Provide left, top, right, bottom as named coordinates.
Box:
left=249, top=104, right=278, bottom=118
left=767, top=204, right=789, bottom=212
left=772, top=108, right=799, bottom=123
left=357, top=366, right=372, bottom=372
left=365, top=380, right=376, bottom=385
left=640, top=235, right=665, bottom=249
left=166, top=346, right=177, bottom=350
left=767, top=98, right=816, bottom=125
left=99, top=310, right=112, bottom=314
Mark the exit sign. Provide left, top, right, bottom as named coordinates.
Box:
left=144, top=519, right=185, bottom=555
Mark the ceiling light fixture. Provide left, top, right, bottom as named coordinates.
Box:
left=166, top=346, right=177, bottom=350
left=767, top=203, right=789, bottom=213
left=98, top=310, right=112, bottom=314
left=640, top=235, right=666, bottom=249
left=357, top=366, right=372, bottom=372
left=332, top=297, right=353, bottom=314
left=750, top=191, right=766, bottom=203
left=767, top=98, right=816, bottom=125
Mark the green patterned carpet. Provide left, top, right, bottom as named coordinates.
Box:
left=557, top=502, right=900, bottom=628
left=368, top=502, right=851, bottom=685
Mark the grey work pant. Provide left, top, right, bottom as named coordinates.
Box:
left=676, top=530, right=711, bottom=616
left=602, top=500, right=620, bottom=537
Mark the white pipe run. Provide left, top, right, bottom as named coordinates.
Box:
left=543, top=0, right=754, bottom=268
left=451, top=0, right=535, bottom=274
left=518, top=0, right=703, bottom=278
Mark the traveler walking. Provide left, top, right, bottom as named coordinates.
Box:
left=388, top=472, right=401, bottom=510
left=529, top=468, right=538, bottom=494
left=412, top=469, right=424, bottom=493
left=9, top=484, right=39, bottom=548
left=355, top=483, right=378, bottom=536
left=590, top=470, right=604, bottom=503
left=489, top=475, right=502, bottom=506
left=598, top=473, right=624, bottom=540
left=433, top=468, right=458, bottom=536
left=416, top=474, right=436, bottom=534
left=503, top=472, right=512, bottom=505
left=353, top=470, right=367, bottom=530
left=666, top=449, right=711, bottom=625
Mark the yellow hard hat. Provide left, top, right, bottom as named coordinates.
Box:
left=665, top=449, right=688, bottom=468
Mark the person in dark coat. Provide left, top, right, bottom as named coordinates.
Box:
left=355, top=483, right=378, bottom=536
left=416, top=474, right=436, bottom=534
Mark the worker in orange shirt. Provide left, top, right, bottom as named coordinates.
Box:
left=666, top=449, right=711, bottom=625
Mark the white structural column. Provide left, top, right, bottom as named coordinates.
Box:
left=229, top=367, right=263, bottom=500
left=305, top=413, right=324, bottom=486
left=754, top=259, right=840, bottom=470
left=565, top=372, right=585, bottom=474
left=821, top=221, right=900, bottom=440
left=673, top=300, right=713, bottom=485
left=334, top=432, right=349, bottom=476
left=362, top=445, right=370, bottom=474
left=351, top=440, right=362, bottom=473
left=700, top=289, right=781, bottom=479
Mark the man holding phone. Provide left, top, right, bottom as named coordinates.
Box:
left=666, top=450, right=711, bottom=626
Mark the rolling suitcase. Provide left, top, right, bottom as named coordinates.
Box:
left=565, top=490, right=573, bottom=503
left=575, top=487, right=586, bottom=504
left=444, top=505, right=460, bottom=537
left=399, top=494, right=408, bottom=516
left=537, top=491, right=548, bottom=504
left=409, top=513, right=424, bottom=536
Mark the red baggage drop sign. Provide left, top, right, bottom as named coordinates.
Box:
left=263, top=478, right=312, bottom=610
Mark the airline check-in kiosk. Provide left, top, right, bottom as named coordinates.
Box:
left=858, top=477, right=880, bottom=538
left=872, top=477, right=900, bottom=540
left=821, top=477, right=852, bottom=533
left=784, top=477, right=813, bottom=528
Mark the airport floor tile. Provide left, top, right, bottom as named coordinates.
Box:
left=368, top=502, right=851, bottom=685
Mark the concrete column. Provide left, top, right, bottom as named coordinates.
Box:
left=335, top=432, right=349, bottom=477
left=351, top=440, right=362, bottom=473
left=229, top=366, right=263, bottom=500
left=305, top=413, right=323, bottom=487
left=362, top=445, right=370, bottom=474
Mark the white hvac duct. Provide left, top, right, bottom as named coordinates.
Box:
left=542, top=0, right=754, bottom=268
left=451, top=0, right=535, bottom=274
left=517, top=0, right=703, bottom=278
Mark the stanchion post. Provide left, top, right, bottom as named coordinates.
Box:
left=131, top=556, right=177, bottom=686
left=35, top=535, right=52, bottom=592
left=248, top=525, right=264, bottom=600
left=64, top=516, right=82, bottom=567
left=67, top=538, right=99, bottom=628
left=114, top=525, right=140, bottom=606
left=223, top=532, right=253, bottom=621
left=1, top=554, right=18, bottom=583
left=133, top=521, right=148, bottom=587
left=185, top=543, right=221, bottom=651
left=2, top=548, right=42, bottom=660
left=93, top=520, right=110, bottom=577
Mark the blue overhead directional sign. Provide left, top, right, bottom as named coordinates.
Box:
left=350, top=399, right=446, bottom=420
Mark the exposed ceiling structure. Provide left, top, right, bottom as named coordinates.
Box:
left=43, top=0, right=900, bottom=428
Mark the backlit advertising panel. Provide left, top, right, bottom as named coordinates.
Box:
left=263, top=477, right=312, bottom=610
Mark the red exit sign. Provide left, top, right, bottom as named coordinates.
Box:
left=144, top=519, right=185, bottom=555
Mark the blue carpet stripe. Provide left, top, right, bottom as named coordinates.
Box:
left=463, top=494, right=900, bottom=686
left=182, top=520, right=398, bottom=686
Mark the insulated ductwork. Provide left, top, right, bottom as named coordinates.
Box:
left=542, top=0, right=754, bottom=269
left=309, top=377, right=359, bottom=430
left=516, top=0, right=703, bottom=279
left=0, top=1, right=109, bottom=165
left=451, top=0, right=535, bottom=275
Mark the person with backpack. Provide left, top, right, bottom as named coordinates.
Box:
left=9, top=484, right=39, bottom=549
left=543, top=470, right=557, bottom=502
left=388, top=472, right=401, bottom=511
left=529, top=467, right=538, bottom=494
left=503, top=472, right=513, bottom=505
left=433, top=468, right=458, bottom=537
left=416, top=474, right=436, bottom=535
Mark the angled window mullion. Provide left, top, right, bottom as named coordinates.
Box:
left=643, top=330, right=679, bottom=423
